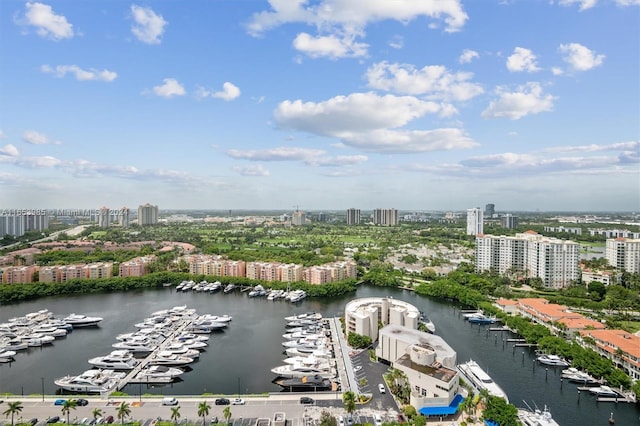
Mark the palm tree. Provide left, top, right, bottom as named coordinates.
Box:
left=92, top=408, right=104, bottom=422
left=170, top=406, right=181, bottom=425
left=342, top=391, right=356, bottom=420
left=2, top=401, right=23, bottom=426
left=198, top=401, right=211, bottom=426
left=117, top=401, right=131, bottom=425
left=61, top=399, right=78, bottom=424
left=223, top=406, right=232, bottom=425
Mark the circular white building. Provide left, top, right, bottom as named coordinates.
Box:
left=344, top=297, right=420, bottom=341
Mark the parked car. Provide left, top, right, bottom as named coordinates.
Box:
left=77, top=398, right=89, bottom=406
left=105, top=415, right=114, bottom=424
left=374, top=414, right=382, bottom=426
left=162, top=397, right=179, bottom=406
left=378, top=383, right=386, bottom=394
left=211, top=416, right=219, bottom=424
left=231, top=398, right=245, bottom=405
left=46, top=417, right=60, bottom=424
left=353, top=365, right=362, bottom=372
left=299, top=396, right=314, bottom=404
left=215, top=398, right=230, bottom=405
left=338, top=416, right=344, bottom=426
left=28, top=419, right=38, bottom=426
left=54, top=399, right=67, bottom=406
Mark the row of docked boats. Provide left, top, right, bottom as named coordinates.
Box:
left=54, top=305, right=230, bottom=393
left=174, top=280, right=308, bottom=303
left=272, top=313, right=338, bottom=392
left=1, top=309, right=102, bottom=363
left=462, top=310, right=497, bottom=325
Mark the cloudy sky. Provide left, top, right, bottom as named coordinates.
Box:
left=0, top=0, right=638, bottom=213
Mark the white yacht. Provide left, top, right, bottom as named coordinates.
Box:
left=285, top=346, right=332, bottom=357
left=561, top=367, right=600, bottom=385
left=517, top=405, right=559, bottom=426
left=198, top=314, right=232, bottom=323
left=1, top=338, right=28, bottom=351
left=536, top=353, right=570, bottom=367
left=282, top=331, right=324, bottom=340
left=88, top=350, right=140, bottom=370
left=63, top=313, right=103, bottom=327
left=271, top=362, right=334, bottom=378
left=136, top=365, right=184, bottom=379
left=285, top=312, right=323, bottom=322
left=287, top=290, right=307, bottom=303
left=54, top=369, right=125, bottom=393
left=589, top=385, right=619, bottom=398
left=163, top=342, right=201, bottom=358
left=0, top=349, right=16, bottom=362
left=457, top=360, right=508, bottom=402
left=147, top=351, right=194, bottom=366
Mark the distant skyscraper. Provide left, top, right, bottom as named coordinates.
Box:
left=292, top=210, right=306, bottom=226
left=373, top=208, right=398, bottom=226
left=0, top=212, right=49, bottom=238
left=138, top=203, right=159, bottom=225
left=119, top=207, right=130, bottom=228
left=485, top=203, right=495, bottom=217
left=346, top=208, right=361, bottom=225
left=98, top=207, right=110, bottom=228
left=466, top=207, right=483, bottom=235
left=501, top=214, right=518, bottom=229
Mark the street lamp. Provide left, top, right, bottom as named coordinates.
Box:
left=41, top=377, right=45, bottom=401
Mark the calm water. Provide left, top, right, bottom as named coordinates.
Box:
left=1, top=286, right=638, bottom=425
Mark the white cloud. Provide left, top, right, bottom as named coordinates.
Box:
left=559, top=43, right=605, bottom=72
left=196, top=82, right=241, bottom=101
left=545, top=141, right=639, bottom=153
left=551, top=67, right=564, bottom=76
left=151, top=78, right=185, bottom=98
left=40, top=64, right=117, bottom=82
left=0, top=130, right=6, bottom=139
left=306, top=155, right=368, bottom=167
left=232, top=164, right=271, bottom=176
left=388, top=35, right=404, bottom=49
left=293, top=33, right=368, bottom=59
left=506, top=47, right=540, bottom=72
left=21, top=2, right=74, bottom=40
left=22, top=130, right=61, bottom=145
left=613, top=0, right=640, bottom=5
left=0, top=144, right=19, bottom=157
left=365, top=61, right=484, bottom=101
left=482, top=82, right=556, bottom=120
left=557, top=0, right=598, bottom=11
left=340, top=128, right=477, bottom=153
left=131, top=5, right=167, bottom=44
left=227, top=147, right=325, bottom=161
left=459, top=49, right=479, bottom=64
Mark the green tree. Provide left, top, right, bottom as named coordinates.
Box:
left=223, top=406, right=232, bottom=424
left=342, top=391, right=357, bottom=418
left=117, top=401, right=131, bottom=425
left=92, top=408, right=104, bottom=421
left=319, top=410, right=338, bottom=426
left=2, top=401, right=23, bottom=426
left=198, top=401, right=211, bottom=426
left=170, top=406, right=181, bottom=425
left=61, top=399, right=78, bottom=424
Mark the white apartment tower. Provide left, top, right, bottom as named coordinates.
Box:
left=98, top=207, right=110, bottom=228
left=118, top=207, right=130, bottom=228
left=291, top=210, right=306, bottom=226
left=606, top=238, right=640, bottom=273
left=476, top=231, right=579, bottom=289
left=373, top=208, right=398, bottom=226
left=466, top=207, right=483, bottom=236
left=346, top=208, right=361, bottom=225
left=138, top=203, right=159, bottom=225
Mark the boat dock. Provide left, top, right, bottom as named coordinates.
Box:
left=114, top=316, right=194, bottom=391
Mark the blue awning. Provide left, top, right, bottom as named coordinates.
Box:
left=418, top=394, right=464, bottom=417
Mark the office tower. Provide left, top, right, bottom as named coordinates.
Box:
left=485, top=203, right=495, bottom=217
left=501, top=214, right=519, bottom=229
left=466, top=208, right=483, bottom=235
left=346, top=208, right=361, bottom=225
left=138, top=203, right=159, bottom=225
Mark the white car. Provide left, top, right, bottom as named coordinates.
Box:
left=231, top=398, right=245, bottom=405
left=338, top=416, right=344, bottom=426
left=378, top=383, right=386, bottom=394
left=374, top=414, right=383, bottom=426
left=353, top=365, right=362, bottom=372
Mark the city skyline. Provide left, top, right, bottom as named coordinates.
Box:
left=0, top=1, right=638, bottom=212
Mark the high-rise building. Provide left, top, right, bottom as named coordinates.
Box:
left=466, top=208, right=483, bottom=235
left=118, top=207, right=130, bottom=228
left=291, top=210, right=306, bottom=226
left=501, top=214, right=518, bottom=229
left=485, top=203, right=495, bottom=217
left=606, top=238, right=640, bottom=273
left=346, top=208, right=361, bottom=225
left=98, top=207, right=110, bottom=228
left=138, top=203, right=159, bottom=225
left=373, top=208, right=398, bottom=226
left=0, top=212, right=49, bottom=238
left=476, top=231, right=580, bottom=289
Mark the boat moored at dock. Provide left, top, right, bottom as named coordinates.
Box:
left=457, top=359, right=508, bottom=402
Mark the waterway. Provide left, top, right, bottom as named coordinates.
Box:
left=1, top=286, right=638, bottom=425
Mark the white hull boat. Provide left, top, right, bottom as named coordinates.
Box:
left=54, top=369, right=125, bottom=393
left=457, top=360, right=508, bottom=402
left=64, top=314, right=103, bottom=327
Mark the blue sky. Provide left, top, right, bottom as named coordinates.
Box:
left=0, top=0, right=638, bottom=213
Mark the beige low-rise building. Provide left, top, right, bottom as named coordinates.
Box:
left=345, top=297, right=420, bottom=341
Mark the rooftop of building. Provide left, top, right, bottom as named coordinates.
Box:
left=379, top=324, right=456, bottom=360
left=395, top=352, right=457, bottom=383
left=579, top=329, right=640, bottom=358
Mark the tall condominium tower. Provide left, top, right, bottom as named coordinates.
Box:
left=372, top=208, right=398, bottom=226
left=291, top=210, right=306, bottom=226
left=118, top=207, right=130, bottom=228
left=485, top=203, right=495, bottom=217
left=606, top=238, right=640, bottom=273
left=138, top=203, right=159, bottom=225
left=98, top=207, right=110, bottom=228
left=346, top=208, right=361, bottom=225
left=501, top=214, right=519, bottom=229
left=466, top=207, right=483, bottom=235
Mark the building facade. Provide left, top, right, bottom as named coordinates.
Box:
left=372, top=208, right=398, bottom=226
left=0, top=212, right=49, bottom=238
left=346, top=208, right=360, bottom=225
left=605, top=238, right=640, bottom=273
left=500, top=214, right=519, bottom=229
left=138, top=203, right=159, bottom=225
left=466, top=208, right=483, bottom=236
left=291, top=210, right=306, bottom=226
left=344, top=297, right=420, bottom=341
